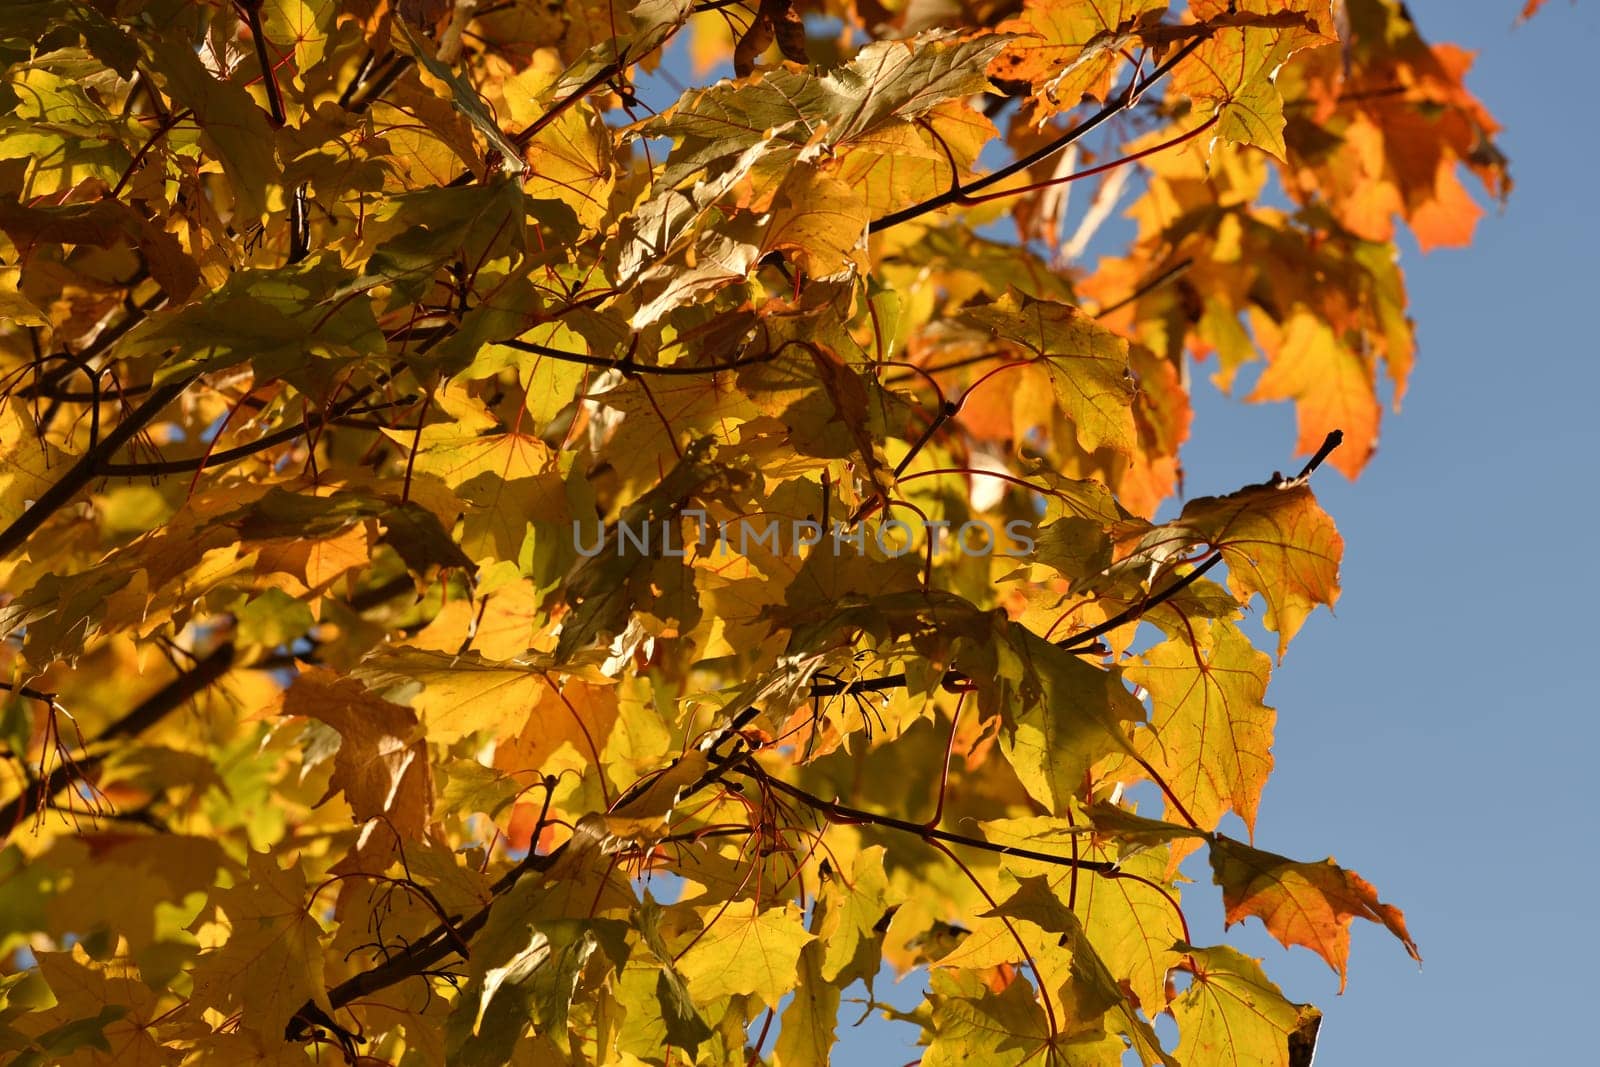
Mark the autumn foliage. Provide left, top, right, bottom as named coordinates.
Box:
left=0, top=0, right=1505, bottom=1064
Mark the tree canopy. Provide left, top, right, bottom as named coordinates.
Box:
left=0, top=0, right=1505, bottom=1064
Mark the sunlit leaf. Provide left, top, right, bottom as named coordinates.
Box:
left=1210, top=836, right=1422, bottom=991
left=0, top=2, right=1499, bottom=1061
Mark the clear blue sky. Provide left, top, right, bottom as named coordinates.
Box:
left=650, top=3, right=1600, bottom=1061
left=835, top=2, right=1600, bottom=1062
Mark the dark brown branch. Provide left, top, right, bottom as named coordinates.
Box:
left=22, top=378, right=156, bottom=403
left=808, top=552, right=1222, bottom=697
left=868, top=32, right=1212, bottom=233
left=745, top=764, right=1114, bottom=872
left=442, top=62, right=622, bottom=189
left=1092, top=257, right=1193, bottom=318
left=0, top=682, right=57, bottom=705
left=1055, top=553, right=1225, bottom=652
left=336, top=48, right=377, bottom=109
left=495, top=337, right=778, bottom=376
left=238, top=0, right=287, bottom=127
left=955, top=112, right=1219, bottom=210
left=97, top=384, right=379, bottom=477
left=511, top=63, right=619, bottom=149
left=23, top=288, right=168, bottom=399
left=347, top=54, right=413, bottom=115
left=9, top=282, right=427, bottom=550
left=107, top=109, right=190, bottom=201
left=286, top=734, right=754, bottom=1045
left=815, top=431, right=1347, bottom=692
left=0, top=568, right=416, bottom=830
left=0, top=643, right=235, bottom=838
left=44, top=798, right=172, bottom=834
left=1295, top=429, right=1344, bottom=482
left=288, top=183, right=310, bottom=264
left=0, top=376, right=194, bottom=559
left=5, top=375, right=405, bottom=550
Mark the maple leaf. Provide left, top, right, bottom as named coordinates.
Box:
left=0, top=397, right=67, bottom=528
left=1128, top=620, right=1275, bottom=835
left=281, top=668, right=433, bottom=841
left=1172, top=944, right=1323, bottom=1067
left=493, top=678, right=618, bottom=801
left=354, top=648, right=549, bottom=745
left=43, top=832, right=230, bottom=954
left=187, top=851, right=331, bottom=1042
left=1248, top=311, right=1381, bottom=478
left=0, top=197, right=199, bottom=299
left=1176, top=480, right=1344, bottom=659
left=146, top=40, right=279, bottom=219
left=119, top=254, right=384, bottom=387
left=449, top=900, right=622, bottom=1063
left=993, top=0, right=1169, bottom=113
left=399, top=21, right=526, bottom=178
left=0, top=2, right=1506, bottom=1061
left=774, top=885, right=840, bottom=1067
left=1210, top=836, right=1422, bottom=991
left=816, top=846, right=893, bottom=985
left=998, top=626, right=1146, bottom=814
left=675, top=899, right=814, bottom=1008
left=552, top=435, right=721, bottom=659
left=648, top=31, right=1007, bottom=163
left=18, top=950, right=168, bottom=1067
left=974, top=818, right=1192, bottom=1019
left=919, top=967, right=1056, bottom=1066
left=762, top=168, right=871, bottom=280
left=1170, top=1, right=1339, bottom=160
left=958, top=292, right=1138, bottom=458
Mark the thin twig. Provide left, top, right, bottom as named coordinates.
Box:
left=495, top=337, right=779, bottom=376
left=868, top=33, right=1212, bottom=233
left=0, top=643, right=235, bottom=838
left=745, top=764, right=1112, bottom=871
left=0, top=376, right=195, bottom=559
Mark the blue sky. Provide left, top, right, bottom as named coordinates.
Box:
left=644, top=3, right=1600, bottom=1061
left=827, top=2, right=1600, bottom=1062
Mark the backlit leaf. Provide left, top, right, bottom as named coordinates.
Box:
left=1210, top=836, right=1421, bottom=991
left=1128, top=619, right=1275, bottom=835
left=675, top=899, right=814, bottom=1008
left=1172, top=944, right=1322, bottom=1067
left=959, top=292, right=1137, bottom=457
left=0, top=2, right=1501, bottom=1061
left=1176, top=480, right=1343, bottom=659
left=187, top=852, right=330, bottom=1042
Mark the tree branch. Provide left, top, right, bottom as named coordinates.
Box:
left=867, top=32, right=1212, bottom=233
left=0, top=376, right=195, bottom=560
left=744, top=763, right=1115, bottom=873
left=1092, top=257, right=1193, bottom=319
left=96, top=384, right=378, bottom=478
left=237, top=0, right=287, bottom=127
left=494, top=336, right=779, bottom=376
left=22, top=287, right=168, bottom=399
left=954, top=112, right=1219, bottom=210
left=285, top=733, right=755, bottom=1045
left=282, top=432, right=1346, bottom=1047
left=814, top=431, right=1346, bottom=691
left=1055, top=553, right=1225, bottom=653
left=0, top=642, right=235, bottom=839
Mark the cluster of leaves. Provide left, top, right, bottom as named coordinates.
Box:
left=0, top=0, right=1505, bottom=1064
